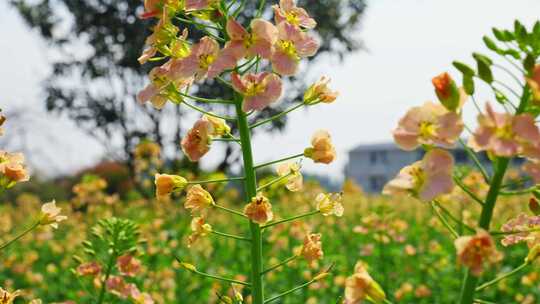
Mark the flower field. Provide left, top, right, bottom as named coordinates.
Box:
left=0, top=175, right=537, bottom=303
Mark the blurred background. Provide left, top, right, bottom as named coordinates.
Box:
left=1, top=0, right=540, bottom=194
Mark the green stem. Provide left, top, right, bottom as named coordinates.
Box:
left=257, top=173, right=292, bottom=192
left=458, top=139, right=489, bottom=183
left=261, top=210, right=320, bottom=230
left=183, top=101, right=236, bottom=121
left=500, top=186, right=535, bottom=195
left=453, top=176, right=484, bottom=206
left=261, top=255, right=298, bottom=275
left=490, top=228, right=540, bottom=236
left=97, top=249, right=117, bottom=304
left=475, top=262, right=529, bottom=292
left=430, top=202, right=459, bottom=239
left=188, top=176, right=245, bottom=185
left=264, top=277, right=320, bottom=303
left=254, top=153, right=304, bottom=170
left=250, top=103, right=305, bottom=129
left=0, top=221, right=40, bottom=251
left=213, top=138, right=241, bottom=143
left=176, top=91, right=234, bottom=104
left=178, top=260, right=251, bottom=286
left=433, top=201, right=475, bottom=233
left=235, top=94, right=265, bottom=303
left=458, top=158, right=510, bottom=304
left=213, top=204, right=247, bottom=218
left=211, top=230, right=252, bottom=242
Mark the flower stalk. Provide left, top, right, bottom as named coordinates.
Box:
left=0, top=221, right=39, bottom=252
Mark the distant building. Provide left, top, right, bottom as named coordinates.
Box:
left=344, top=142, right=524, bottom=193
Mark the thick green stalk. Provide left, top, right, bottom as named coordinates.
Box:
left=458, top=158, right=510, bottom=304
left=235, top=96, right=264, bottom=303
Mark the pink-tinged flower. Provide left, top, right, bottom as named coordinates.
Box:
left=393, top=102, right=463, bottom=151
left=187, top=216, right=212, bottom=247
left=76, top=261, right=102, bottom=276
left=300, top=233, right=323, bottom=267
left=107, top=276, right=136, bottom=299
left=276, top=162, right=303, bottom=192
left=0, top=287, right=21, bottom=304
left=130, top=288, right=155, bottom=304
left=383, top=149, right=454, bottom=201
left=523, top=161, right=540, bottom=184
left=154, top=174, right=188, bottom=199
left=454, top=229, right=502, bottom=276
left=169, top=36, right=220, bottom=81
left=344, top=261, right=386, bottom=304
left=315, top=192, right=344, bottom=217
left=273, top=0, right=317, bottom=29
left=271, top=22, right=319, bottom=76
left=138, top=62, right=193, bottom=109
left=39, top=200, right=68, bottom=229
left=500, top=213, right=540, bottom=247
left=181, top=118, right=214, bottom=162
left=304, top=130, right=336, bottom=164
left=468, top=103, right=540, bottom=157
left=304, top=76, right=339, bottom=104
left=231, top=72, right=283, bottom=112
left=210, top=19, right=278, bottom=76
left=0, top=151, right=29, bottom=186
left=526, top=65, right=540, bottom=104
left=117, top=255, right=142, bottom=277
left=432, top=72, right=467, bottom=112
left=243, top=194, right=273, bottom=225
left=185, top=185, right=215, bottom=214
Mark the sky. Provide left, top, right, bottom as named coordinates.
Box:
left=1, top=0, right=540, bottom=181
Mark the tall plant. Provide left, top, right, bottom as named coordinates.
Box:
left=384, top=20, right=540, bottom=304
left=138, top=1, right=380, bottom=303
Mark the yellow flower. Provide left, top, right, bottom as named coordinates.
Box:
left=185, top=185, right=215, bottom=214
left=300, top=233, right=323, bottom=267
left=243, top=194, right=273, bottom=225
left=315, top=192, right=344, bottom=217
left=203, top=114, right=231, bottom=137
left=155, top=174, right=188, bottom=199
left=187, top=216, right=213, bottom=247
left=344, top=261, right=386, bottom=304
left=0, top=287, right=21, bottom=304
left=0, top=151, right=29, bottom=187
left=39, top=200, right=67, bottom=229
left=276, top=162, right=303, bottom=192
left=304, top=76, right=339, bottom=104
left=304, top=130, right=336, bottom=164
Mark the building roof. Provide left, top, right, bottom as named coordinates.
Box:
left=349, top=142, right=400, bottom=153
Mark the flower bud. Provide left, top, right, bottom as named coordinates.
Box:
left=179, top=262, right=197, bottom=272
left=303, top=76, right=338, bottom=104
left=432, top=72, right=462, bottom=112
left=203, top=114, right=231, bottom=136
left=155, top=174, right=188, bottom=199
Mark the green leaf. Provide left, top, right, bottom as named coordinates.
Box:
left=503, top=49, right=521, bottom=60
left=492, top=27, right=514, bottom=42
left=463, top=75, right=475, bottom=95
left=483, top=36, right=499, bottom=52
left=524, top=53, right=536, bottom=73
left=452, top=61, right=475, bottom=76
left=473, top=53, right=494, bottom=83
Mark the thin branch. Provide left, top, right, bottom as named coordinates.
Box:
left=261, top=210, right=320, bottom=230
left=188, top=176, right=245, bottom=185
left=250, top=103, right=305, bottom=129
left=257, top=172, right=292, bottom=192
left=430, top=202, right=459, bottom=239
left=213, top=204, right=247, bottom=218
left=453, top=175, right=485, bottom=206
left=175, top=257, right=251, bottom=286
left=261, top=255, right=298, bottom=275
left=254, top=153, right=304, bottom=170
left=211, top=230, right=252, bottom=242
left=476, top=262, right=529, bottom=291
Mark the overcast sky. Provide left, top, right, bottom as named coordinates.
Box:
left=1, top=0, right=540, bottom=181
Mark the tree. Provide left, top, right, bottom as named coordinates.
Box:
left=10, top=0, right=366, bottom=173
